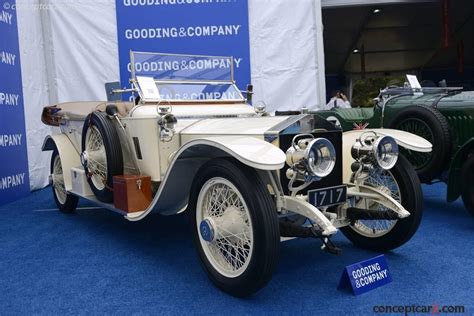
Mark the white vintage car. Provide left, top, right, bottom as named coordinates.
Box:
left=41, top=51, right=431, bottom=297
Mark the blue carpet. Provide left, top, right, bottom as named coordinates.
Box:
left=0, top=184, right=472, bottom=314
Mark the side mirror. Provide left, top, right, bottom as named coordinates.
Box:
left=105, top=82, right=122, bottom=101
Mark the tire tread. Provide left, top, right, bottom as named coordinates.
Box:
left=81, top=111, right=123, bottom=202
left=388, top=104, right=451, bottom=182
left=189, top=158, right=279, bottom=297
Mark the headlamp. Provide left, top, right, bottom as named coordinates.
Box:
left=286, top=135, right=336, bottom=180
left=351, top=134, right=398, bottom=170
left=374, top=136, right=399, bottom=170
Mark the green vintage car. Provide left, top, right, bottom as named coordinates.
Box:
left=310, top=86, right=474, bottom=216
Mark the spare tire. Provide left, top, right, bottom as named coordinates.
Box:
left=388, top=105, right=451, bottom=183
left=82, top=112, right=123, bottom=202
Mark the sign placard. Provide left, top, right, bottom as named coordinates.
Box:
left=406, top=74, right=422, bottom=90
left=0, top=0, right=30, bottom=206
left=338, top=255, right=392, bottom=295
left=115, top=0, right=251, bottom=100
left=136, top=76, right=161, bottom=101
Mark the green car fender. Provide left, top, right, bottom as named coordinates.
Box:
left=447, top=138, right=474, bottom=202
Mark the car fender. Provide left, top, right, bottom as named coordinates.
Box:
left=184, top=136, right=287, bottom=171
left=126, top=136, right=286, bottom=221
left=42, top=134, right=81, bottom=191
left=342, top=128, right=432, bottom=183
left=447, top=138, right=474, bottom=202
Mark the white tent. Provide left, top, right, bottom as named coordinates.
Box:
left=17, top=0, right=327, bottom=190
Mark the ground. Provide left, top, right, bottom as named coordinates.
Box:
left=0, top=183, right=472, bottom=314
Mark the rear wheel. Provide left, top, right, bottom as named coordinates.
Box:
left=51, top=150, right=78, bottom=213
left=341, top=155, right=423, bottom=251
left=460, top=155, right=474, bottom=217
left=81, top=112, right=123, bottom=203
left=388, top=105, right=451, bottom=183
left=189, top=159, right=280, bottom=297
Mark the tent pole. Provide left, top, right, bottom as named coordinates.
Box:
left=313, top=0, right=327, bottom=108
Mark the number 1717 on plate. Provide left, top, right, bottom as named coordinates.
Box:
left=308, top=185, right=347, bottom=208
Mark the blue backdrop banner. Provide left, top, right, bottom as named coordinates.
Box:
left=115, top=0, right=251, bottom=98
left=0, top=0, right=30, bottom=206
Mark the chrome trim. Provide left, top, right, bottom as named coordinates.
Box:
left=130, top=50, right=136, bottom=82
left=266, top=114, right=312, bottom=134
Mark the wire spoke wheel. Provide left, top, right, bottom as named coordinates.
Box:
left=396, top=118, right=434, bottom=170
left=81, top=112, right=123, bottom=203
left=50, top=149, right=78, bottom=213
left=351, top=168, right=400, bottom=238
left=196, top=178, right=254, bottom=278
left=342, top=155, right=422, bottom=251
left=52, top=154, right=67, bottom=205
left=85, top=125, right=108, bottom=191
left=388, top=105, right=451, bottom=183
left=190, top=159, right=279, bottom=297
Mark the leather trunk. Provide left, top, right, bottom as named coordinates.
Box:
left=113, top=175, right=152, bottom=213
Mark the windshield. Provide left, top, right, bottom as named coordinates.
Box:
left=156, top=83, right=241, bottom=101
left=130, top=51, right=245, bottom=102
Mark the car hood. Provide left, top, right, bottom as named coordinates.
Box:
left=179, top=115, right=291, bottom=137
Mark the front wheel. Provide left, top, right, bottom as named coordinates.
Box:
left=341, top=155, right=423, bottom=251
left=460, top=155, right=474, bottom=217
left=189, top=159, right=280, bottom=297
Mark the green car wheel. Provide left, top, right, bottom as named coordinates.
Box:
left=388, top=105, right=452, bottom=183
left=461, top=155, right=474, bottom=217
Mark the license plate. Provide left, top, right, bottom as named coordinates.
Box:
left=308, top=185, right=347, bottom=208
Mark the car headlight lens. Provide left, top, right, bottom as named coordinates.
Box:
left=351, top=134, right=399, bottom=170
left=286, top=136, right=336, bottom=180
left=374, top=136, right=399, bottom=170
left=305, top=138, right=336, bottom=178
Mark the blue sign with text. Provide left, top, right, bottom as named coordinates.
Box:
left=338, top=255, right=392, bottom=295
left=115, top=0, right=251, bottom=99
left=0, top=0, right=30, bottom=206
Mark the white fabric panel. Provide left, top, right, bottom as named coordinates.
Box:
left=18, top=0, right=324, bottom=189
left=17, top=0, right=53, bottom=190
left=43, top=0, right=322, bottom=109
left=249, top=0, right=321, bottom=112
left=45, top=0, right=119, bottom=102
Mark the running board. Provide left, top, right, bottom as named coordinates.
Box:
left=68, top=190, right=147, bottom=219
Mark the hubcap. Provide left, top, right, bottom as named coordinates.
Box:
left=200, top=219, right=215, bottom=242
left=196, top=178, right=253, bottom=278
left=80, top=150, right=89, bottom=168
